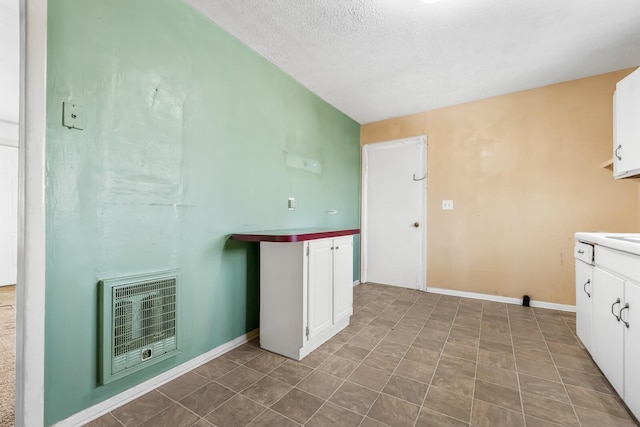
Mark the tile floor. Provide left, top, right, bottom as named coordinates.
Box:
left=87, top=283, right=638, bottom=427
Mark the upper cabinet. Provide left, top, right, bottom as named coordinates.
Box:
left=614, top=67, right=640, bottom=179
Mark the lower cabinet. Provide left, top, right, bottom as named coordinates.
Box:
left=578, top=245, right=640, bottom=420
left=624, top=282, right=640, bottom=418
left=591, top=267, right=624, bottom=396
left=575, top=260, right=593, bottom=352
left=260, top=235, right=353, bottom=360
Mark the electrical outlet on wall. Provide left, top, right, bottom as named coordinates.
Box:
left=442, top=200, right=454, bottom=210
left=288, top=197, right=296, bottom=210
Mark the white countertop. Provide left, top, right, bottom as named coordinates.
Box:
left=575, top=232, right=640, bottom=256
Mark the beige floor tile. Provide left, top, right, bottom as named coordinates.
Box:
left=179, top=382, right=236, bottom=417
left=415, top=408, right=469, bottom=427
left=189, top=419, right=214, bottom=427
left=523, top=415, right=563, bottom=427
left=419, top=326, right=450, bottom=341
left=479, top=328, right=511, bottom=345
left=348, top=333, right=383, bottom=350
left=158, top=372, right=209, bottom=401
left=471, top=399, right=524, bottom=427
left=477, top=349, right=515, bottom=371
left=305, top=402, right=363, bottom=427
left=394, top=358, right=436, bottom=383
left=216, top=365, right=264, bottom=392
left=270, top=388, right=324, bottom=424
left=551, top=353, right=600, bottom=375
left=296, top=370, right=343, bottom=399
left=138, top=404, right=199, bottom=427
left=367, top=394, right=420, bottom=427
left=565, top=385, right=632, bottom=420
left=513, top=346, right=554, bottom=364
left=244, top=352, right=286, bottom=373
left=404, top=346, right=441, bottom=365
left=248, top=409, right=300, bottom=427
left=556, top=367, right=612, bottom=394
left=425, top=319, right=452, bottom=332
left=334, top=344, right=371, bottom=362
left=385, top=328, right=418, bottom=345
left=412, top=336, right=446, bottom=353
left=514, top=357, right=559, bottom=382
left=374, top=339, right=409, bottom=358
left=423, top=386, right=473, bottom=422
left=518, top=373, right=569, bottom=403
left=241, top=376, right=293, bottom=406
left=222, top=344, right=263, bottom=364
left=382, top=374, right=428, bottom=405
left=473, top=379, right=522, bottom=412
left=347, top=365, right=390, bottom=391
left=475, top=364, right=518, bottom=390
left=329, top=381, right=379, bottom=415
left=193, top=357, right=239, bottom=381
left=268, top=360, right=312, bottom=386
left=297, top=350, right=330, bottom=368
left=431, top=368, right=475, bottom=398
left=521, top=392, right=579, bottom=426
left=318, top=355, right=359, bottom=378
left=85, top=413, right=123, bottom=427
left=205, top=394, right=265, bottom=427
left=112, top=390, right=173, bottom=426
left=442, top=342, right=478, bottom=362
left=574, top=405, right=638, bottom=427
left=437, top=355, right=477, bottom=378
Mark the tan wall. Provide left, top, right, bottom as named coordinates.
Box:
left=361, top=69, right=640, bottom=305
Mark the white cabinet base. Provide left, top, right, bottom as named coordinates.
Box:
left=259, top=237, right=353, bottom=361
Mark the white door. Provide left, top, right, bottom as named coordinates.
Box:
left=624, top=282, right=640, bottom=418
left=362, top=136, right=426, bottom=290
left=333, top=236, right=353, bottom=322
left=307, top=239, right=334, bottom=340
left=575, top=260, right=593, bottom=352
left=592, top=267, right=624, bottom=396
left=0, top=145, right=18, bottom=286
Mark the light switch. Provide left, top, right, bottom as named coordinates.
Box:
left=288, top=197, right=296, bottom=210
left=62, top=102, right=84, bottom=130
left=442, top=200, right=454, bottom=210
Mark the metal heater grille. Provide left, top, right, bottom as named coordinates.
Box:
left=99, top=270, right=180, bottom=384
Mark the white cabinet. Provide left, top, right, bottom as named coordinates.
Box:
left=614, top=67, right=640, bottom=179
left=259, top=235, right=354, bottom=360
left=577, top=243, right=640, bottom=419
left=591, top=267, right=624, bottom=396
left=575, top=259, right=593, bottom=352
left=624, top=282, right=640, bottom=418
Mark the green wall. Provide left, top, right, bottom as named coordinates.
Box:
left=45, top=0, right=360, bottom=423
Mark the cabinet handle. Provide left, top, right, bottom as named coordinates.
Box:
left=615, top=144, right=622, bottom=161
left=611, top=298, right=621, bottom=321
left=335, top=246, right=339, bottom=250
left=583, top=279, right=591, bottom=298
left=620, top=303, right=630, bottom=328
left=577, top=249, right=584, bottom=254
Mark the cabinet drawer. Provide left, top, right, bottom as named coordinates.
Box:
left=575, top=241, right=594, bottom=264
left=596, top=246, right=640, bottom=283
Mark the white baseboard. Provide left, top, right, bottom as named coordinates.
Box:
left=54, top=329, right=260, bottom=427
left=353, top=280, right=360, bottom=287
left=427, top=287, right=576, bottom=313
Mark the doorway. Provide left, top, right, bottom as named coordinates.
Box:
left=361, top=136, right=427, bottom=290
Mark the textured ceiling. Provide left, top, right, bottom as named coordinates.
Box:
left=185, top=0, right=640, bottom=124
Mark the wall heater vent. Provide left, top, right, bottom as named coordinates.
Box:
left=99, top=270, right=180, bottom=384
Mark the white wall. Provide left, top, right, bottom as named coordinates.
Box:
left=0, top=0, right=19, bottom=286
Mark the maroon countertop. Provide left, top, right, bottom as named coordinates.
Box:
left=231, top=228, right=360, bottom=243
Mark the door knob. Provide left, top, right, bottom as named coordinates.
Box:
left=414, top=222, right=420, bottom=227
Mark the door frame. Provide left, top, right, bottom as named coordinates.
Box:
left=360, top=135, right=427, bottom=290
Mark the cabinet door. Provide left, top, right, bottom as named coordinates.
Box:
left=307, top=239, right=334, bottom=340
left=333, top=236, right=353, bottom=322
left=575, top=260, right=593, bottom=352
left=614, top=69, right=640, bottom=178
left=592, top=268, right=625, bottom=396
left=624, top=282, right=640, bottom=418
